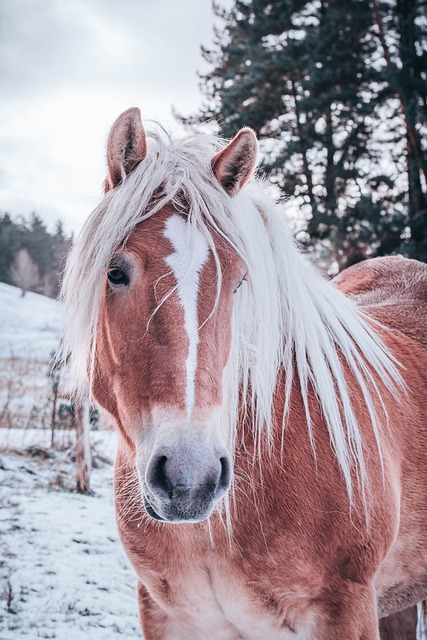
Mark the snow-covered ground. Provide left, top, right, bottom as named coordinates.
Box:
left=0, top=431, right=140, bottom=640
left=0, top=283, right=64, bottom=429
left=0, top=283, right=62, bottom=360
left=0, top=285, right=141, bottom=638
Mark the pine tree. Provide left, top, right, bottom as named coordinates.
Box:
left=183, top=0, right=427, bottom=266
left=371, top=0, right=427, bottom=258
left=0, top=212, right=72, bottom=297
left=0, top=214, right=20, bottom=283
left=26, top=213, right=53, bottom=285
left=49, top=220, right=71, bottom=298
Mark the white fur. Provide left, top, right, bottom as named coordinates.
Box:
left=60, top=126, right=403, bottom=501
left=164, top=214, right=209, bottom=416
left=151, top=558, right=313, bottom=639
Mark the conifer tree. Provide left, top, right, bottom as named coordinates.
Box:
left=0, top=212, right=72, bottom=297
left=26, top=213, right=53, bottom=283
left=183, top=0, right=427, bottom=266
left=371, top=0, right=427, bottom=257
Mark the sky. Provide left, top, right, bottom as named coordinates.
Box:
left=0, top=0, right=228, bottom=234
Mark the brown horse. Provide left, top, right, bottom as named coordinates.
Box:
left=61, top=107, right=427, bottom=639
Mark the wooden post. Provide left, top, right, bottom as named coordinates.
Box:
left=50, top=381, right=58, bottom=448
left=74, top=398, right=92, bottom=494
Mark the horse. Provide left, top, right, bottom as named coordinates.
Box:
left=61, top=107, right=427, bottom=639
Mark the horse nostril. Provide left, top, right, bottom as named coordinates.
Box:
left=149, top=455, right=171, bottom=498
left=219, top=456, right=231, bottom=490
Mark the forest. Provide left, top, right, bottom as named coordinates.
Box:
left=1, top=0, right=426, bottom=293
left=183, top=0, right=427, bottom=270
left=0, top=213, right=71, bottom=298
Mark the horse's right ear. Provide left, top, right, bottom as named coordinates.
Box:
left=105, top=107, right=147, bottom=192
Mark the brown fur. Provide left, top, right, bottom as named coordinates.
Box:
left=211, top=128, right=258, bottom=196
left=82, top=99, right=427, bottom=640
left=105, top=107, right=146, bottom=192
left=93, top=240, right=427, bottom=638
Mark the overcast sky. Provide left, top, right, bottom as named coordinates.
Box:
left=0, top=0, right=227, bottom=233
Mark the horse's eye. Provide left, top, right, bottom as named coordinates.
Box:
left=108, top=267, right=130, bottom=286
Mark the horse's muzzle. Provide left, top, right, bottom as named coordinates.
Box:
left=143, top=448, right=232, bottom=523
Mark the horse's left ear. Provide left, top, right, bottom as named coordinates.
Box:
left=105, top=107, right=147, bottom=192
left=211, top=128, right=258, bottom=196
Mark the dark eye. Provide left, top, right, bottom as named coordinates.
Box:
left=107, top=266, right=130, bottom=286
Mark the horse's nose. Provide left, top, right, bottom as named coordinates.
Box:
left=145, top=449, right=231, bottom=522
left=147, top=452, right=231, bottom=499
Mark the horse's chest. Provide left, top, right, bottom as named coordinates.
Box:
left=148, top=562, right=313, bottom=640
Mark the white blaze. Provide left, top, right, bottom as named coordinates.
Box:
left=164, top=214, right=209, bottom=416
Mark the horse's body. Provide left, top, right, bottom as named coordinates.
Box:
left=62, top=108, right=427, bottom=639
left=114, top=256, right=427, bottom=639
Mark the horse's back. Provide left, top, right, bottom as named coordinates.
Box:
left=334, top=256, right=427, bottom=344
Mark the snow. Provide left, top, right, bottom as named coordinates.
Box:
left=0, top=432, right=140, bottom=639
left=0, top=285, right=142, bottom=638
left=0, top=283, right=63, bottom=361
left=0, top=283, right=64, bottom=429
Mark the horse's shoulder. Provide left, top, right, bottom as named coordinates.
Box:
left=333, top=256, right=427, bottom=304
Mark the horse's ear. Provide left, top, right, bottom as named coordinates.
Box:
left=105, top=107, right=147, bottom=192
left=211, top=128, right=258, bottom=196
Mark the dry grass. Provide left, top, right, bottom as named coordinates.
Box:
left=0, top=355, right=110, bottom=437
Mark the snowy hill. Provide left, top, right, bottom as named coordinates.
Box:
left=0, top=284, right=64, bottom=429
left=0, top=282, right=63, bottom=360
left=0, top=283, right=140, bottom=638
left=0, top=441, right=140, bottom=639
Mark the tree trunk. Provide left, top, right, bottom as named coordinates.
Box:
left=397, top=0, right=427, bottom=250
left=324, top=105, right=337, bottom=216
left=371, top=0, right=427, bottom=252
left=291, top=79, right=318, bottom=218
left=50, top=385, right=58, bottom=448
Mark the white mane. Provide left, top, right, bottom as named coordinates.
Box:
left=61, top=126, right=402, bottom=501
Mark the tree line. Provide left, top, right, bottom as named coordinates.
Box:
left=0, top=212, right=72, bottom=298
left=183, top=0, right=427, bottom=270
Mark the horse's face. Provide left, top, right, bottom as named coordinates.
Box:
left=95, top=208, right=245, bottom=522
left=93, top=108, right=258, bottom=523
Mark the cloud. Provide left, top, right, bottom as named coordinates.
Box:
left=1, top=1, right=104, bottom=99
left=0, top=0, right=225, bottom=232
left=0, top=0, right=215, bottom=112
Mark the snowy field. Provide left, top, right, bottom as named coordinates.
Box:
left=0, top=283, right=64, bottom=430
left=0, top=283, right=62, bottom=361
left=0, top=285, right=141, bottom=639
